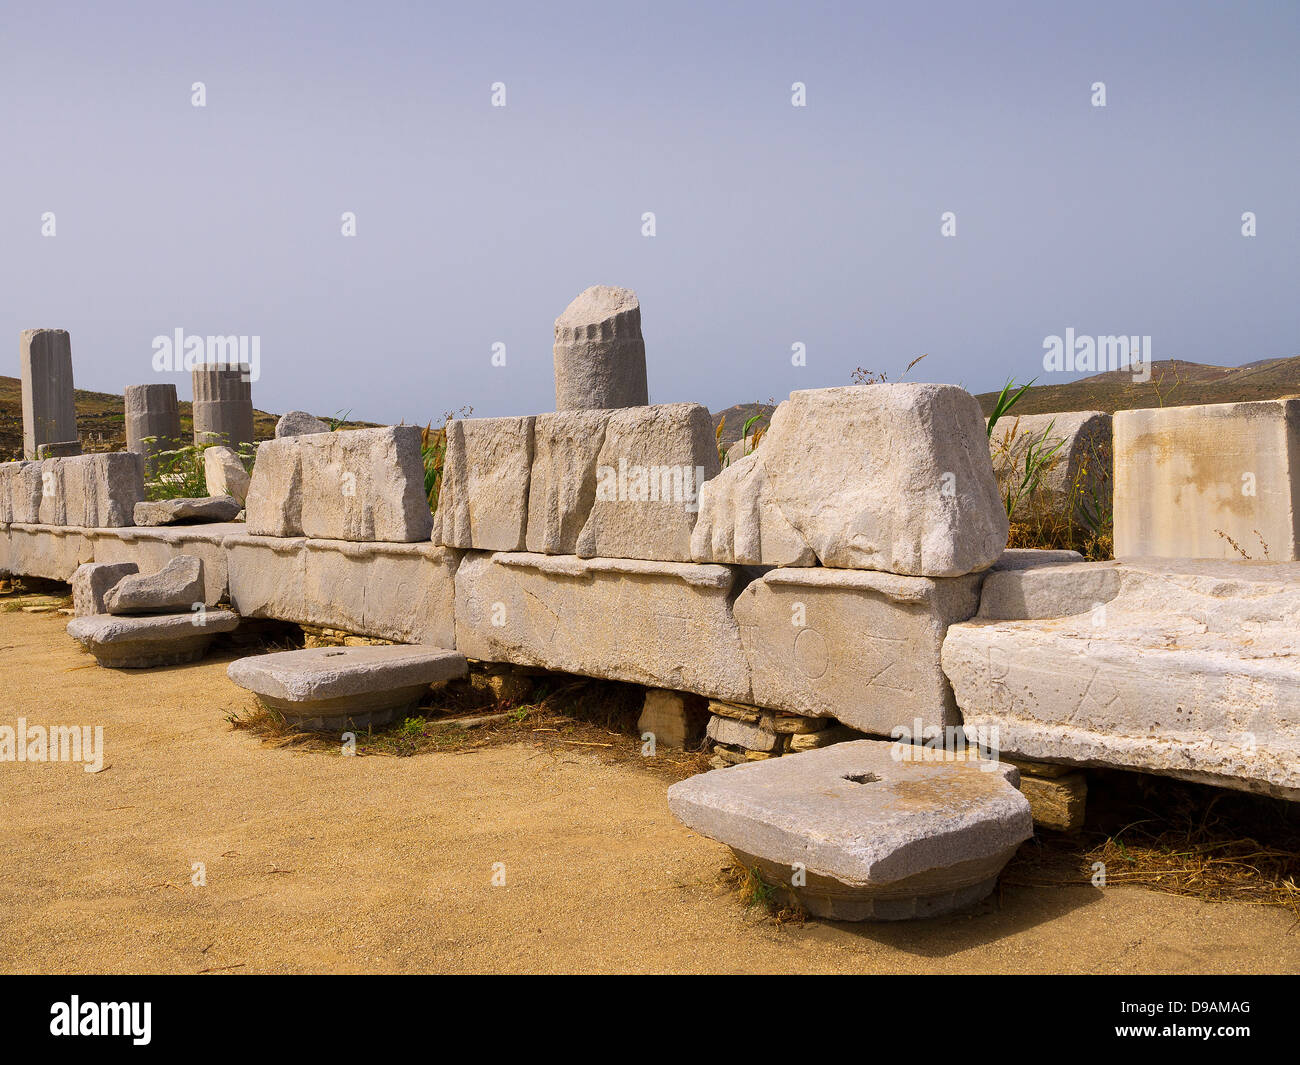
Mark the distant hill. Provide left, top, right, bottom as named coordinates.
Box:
left=709, top=356, right=1300, bottom=443
left=973, top=355, right=1300, bottom=418
left=0, top=376, right=377, bottom=460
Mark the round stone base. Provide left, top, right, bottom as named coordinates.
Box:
left=256, top=696, right=420, bottom=734
left=91, top=636, right=216, bottom=669
left=732, top=846, right=1017, bottom=921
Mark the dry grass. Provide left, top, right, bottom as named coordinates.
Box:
left=994, top=422, right=1114, bottom=560
left=226, top=666, right=713, bottom=782
left=1005, top=771, right=1300, bottom=915
left=717, top=861, right=807, bottom=925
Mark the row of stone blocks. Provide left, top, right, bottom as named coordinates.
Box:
left=0, top=453, right=144, bottom=527
left=6, top=516, right=1297, bottom=802
left=233, top=384, right=1011, bottom=575
left=433, top=383, right=1011, bottom=574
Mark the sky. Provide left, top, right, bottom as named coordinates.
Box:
left=2, top=0, right=1297, bottom=423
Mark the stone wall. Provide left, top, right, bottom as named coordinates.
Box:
left=8, top=311, right=1300, bottom=804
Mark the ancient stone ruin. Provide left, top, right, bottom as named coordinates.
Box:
left=6, top=292, right=1300, bottom=922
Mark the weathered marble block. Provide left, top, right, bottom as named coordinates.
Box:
left=133, top=496, right=242, bottom=526
left=734, top=566, right=983, bottom=736
left=435, top=416, right=534, bottom=551
left=302, top=539, right=459, bottom=646
left=245, top=426, right=432, bottom=542
left=525, top=409, right=613, bottom=555
left=275, top=410, right=329, bottom=437
left=693, top=383, right=1008, bottom=576
left=943, top=558, right=1300, bottom=799
left=36, top=453, right=145, bottom=528
left=72, top=562, right=140, bottom=616
left=204, top=446, right=251, bottom=507
left=91, top=523, right=241, bottom=606
left=228, top=645, right=467, bottom=731
left=1114, top=399, right=1300, bottom=560
left=553, top=285, right=649, bottom=411
left=68, top=610, right=239, bottom=668
left=573, top=403, right=719, bottom=563
left=0, top=462, right=40, bottom=524
left=223, top=534, right=308, bottom=619
left=223, top=533, right=458, bottom=646
left=454, top=551, right=752, bottom=702
left=103, top=555, right=204, bottom=615
left=6, top=524, right=96, bottom=580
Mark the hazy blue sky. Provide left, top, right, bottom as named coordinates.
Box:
left=3, top=1, right=1296, bottom=423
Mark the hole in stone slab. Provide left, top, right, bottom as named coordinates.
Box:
left=843, top=773, right=881, bottom=785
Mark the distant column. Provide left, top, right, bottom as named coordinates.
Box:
left=20, top=329, right=78, bottom=459
left=125, top=383, right=182, bottom=458
left=191, top=364, right=254, bottom=448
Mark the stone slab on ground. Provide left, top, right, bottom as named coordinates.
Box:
left=573, top=403, right=719, bottom=563
left=734, top=565, right=983, bottom=736
left=227, top=645, right=468, bottom=731
left=942, top=558, right=1300, bottom=799
left=692, top=383, right=1008, bottom=576
left=245, top=426, right=432, bottom=542
left=435, top=416, right=535, bottom=551
left=455, top=551, right=752, bottom=702
left=1114, top=399, right=1300, bottom=561
left=71, top=562, right=139, bottom=617
left=133, top=495, right=242, bottom=527
left=667, top=739, right=1032, bottom=920
left=90, top=523, right=241, bottom=607
left=103, top=555, right=204, bottom=615
left=67, top=609, right=239, bottom=668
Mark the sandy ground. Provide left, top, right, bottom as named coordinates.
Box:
left=1, top=610, right=1297, bottom=975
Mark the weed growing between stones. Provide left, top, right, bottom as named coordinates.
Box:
left=718, top=862, right=806, bottom=925
left=1001, top=429, right=1114, bottom=560
left=143, top=440, right=255, bottom=501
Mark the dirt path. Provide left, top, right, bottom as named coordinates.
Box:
left=1, top=610, right=1297, bottom=974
